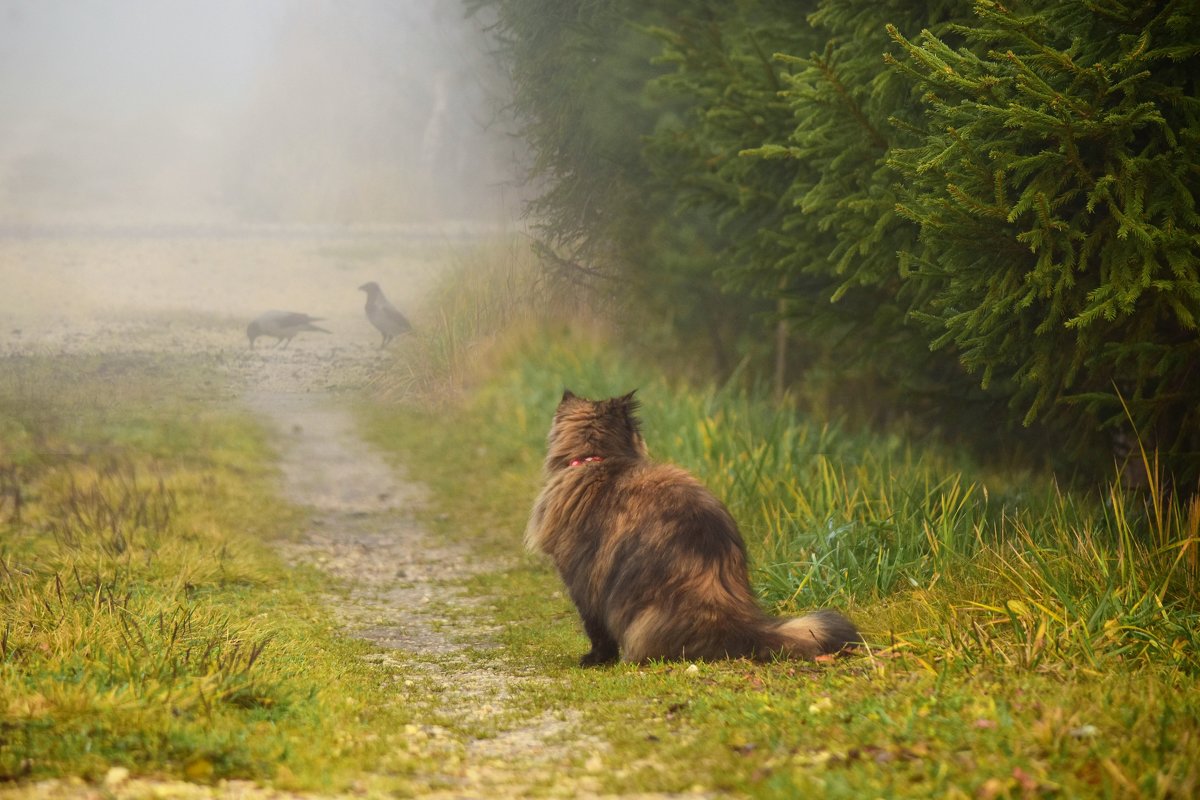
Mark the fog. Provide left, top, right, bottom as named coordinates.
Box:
left=0, top=0, right=526, bottom=350
left=0, top=0, right=519, bottom=228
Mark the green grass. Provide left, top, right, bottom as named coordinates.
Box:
left=0, top=354, right=440, bottom=793
left=359, top=318, right=1200, bottom=798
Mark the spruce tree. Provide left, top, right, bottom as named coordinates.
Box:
left=887, top=0, right=1200, bottom=483
left=735, top=0, right=991, bottom=426
left=640, top=0, right=821, bottom=380
left=470, top=0, right=1198, bottom=482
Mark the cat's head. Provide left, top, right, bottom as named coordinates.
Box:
left=545, top=389, right=647, bottom=469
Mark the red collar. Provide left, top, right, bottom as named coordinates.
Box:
left=569, top=456, right=604, bottom=467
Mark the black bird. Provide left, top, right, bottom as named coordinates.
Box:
left=358, top=281, right=412, bottom=348
left=246, top=311, right=330, bottom=349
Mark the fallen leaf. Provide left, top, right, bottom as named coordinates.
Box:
left=103, top=767, right=130, bottom=788
left=976, top=777, right=1006, bottom=800
left=1012, top=766, right=1039, bottom=793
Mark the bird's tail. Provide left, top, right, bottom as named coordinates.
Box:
left=756, top=609, right=860, bottom=659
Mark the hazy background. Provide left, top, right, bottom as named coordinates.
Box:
left=0, top=0, right=520, bottom=229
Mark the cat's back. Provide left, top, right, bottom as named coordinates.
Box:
left=611, top=460, right=740, bottom=542
left=610, top=459, right=704, bottom=499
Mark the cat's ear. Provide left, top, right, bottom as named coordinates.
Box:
left=618, top=389, right=639, bottom=412
left=616, top=390, right=643, bottom=442
left=560, top=389, right=577, bottom=404
left=611, top=390, right=640, bottom=422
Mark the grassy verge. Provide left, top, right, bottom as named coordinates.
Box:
left=0, top=354, right=428, bottom=794
left=358, top=247, right=1200, bottom=798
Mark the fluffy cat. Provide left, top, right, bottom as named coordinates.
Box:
left=525, top=390, right=859, bottom=665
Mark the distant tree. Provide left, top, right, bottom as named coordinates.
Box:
left=469, top=0, right=771, bottom=375
left=230, top=1, right=512, bottom=223
left=468, top=0, right=656, bottom=272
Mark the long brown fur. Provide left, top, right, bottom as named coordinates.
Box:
left=525, top=390, right=860, bottom=665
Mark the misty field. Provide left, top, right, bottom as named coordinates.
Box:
left=4, top=0, right=1198, bottom=796
left=2, top=232, right=1195, bottom=799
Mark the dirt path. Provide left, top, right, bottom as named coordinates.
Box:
left=244, top=386, right=502, bottom=670
left=246, top=387, right=614, bottom=797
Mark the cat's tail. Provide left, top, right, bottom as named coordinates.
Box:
left=759, top=609, right=861, bottom=659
